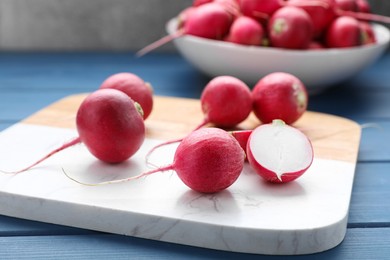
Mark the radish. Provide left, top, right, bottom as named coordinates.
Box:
left=356, top=0, right=371, bottom=13
left=268, top=6, right=314, bottom=49
left=137, top=3, right=233, bottom=56
left=335, top=0, right=358, bottom=12
left=308, top=40, right=325, bottom=49
left=247, top=119, right=314, bottom=183
left=289, top=0, right=336, bottom=38
left=360, top=21, right=376, bottom=45
left=290, top=0, right=389, bottom=39
left=239, top=0, right=283, bottom=22
left=177, top=7, right=196, bottom=29
left=200, top=76, right=253, bottom=128
left=325, top=16, right=362, bottom=48
left=65, top=128, right=246, bottom=194
left=252, top=72, right=308, bottom=125
left=76, top=89, right=145, bottom=163
left=99, top=72, right=154, bottom=119
left=230, top=129, right=252, bottom=153
left=193, top=0, right=214, bottom=7
left=2, top=89, right=145, bottom=173
left=145, top=75, right=252, bottom=161
left=224, top=15, right=264, bottom=46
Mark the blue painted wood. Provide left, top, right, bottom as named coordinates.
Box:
left=358, top=121, right=390, bottom=161
left=0, top=228, right=389, bottom=260
left=349, top=162, right=390, bottom=225
left=0, top=52, right=389, bottom=259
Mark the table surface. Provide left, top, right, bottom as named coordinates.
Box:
left=0, top=51, right=389, bottom=259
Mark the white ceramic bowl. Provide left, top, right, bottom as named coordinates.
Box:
left=166, top=18, right=390, bottom=94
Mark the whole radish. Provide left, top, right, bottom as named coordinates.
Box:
left=66, top=128, right=246, bottom=194
left=99, top=72, right=154, bottom=120
left=239, top=0, right=283, bottom=23
left=335, top=0, right=358, bottom=12
left=288, top=0, right=336, bottom=38
left=2, top=89, right=145, bottom=174
left=137, top=3, right=233, bottom=56
left=177, top=7, right=196, bottom=29
left=224, top=15, right=264, bottom=46
left=247, top=119, right=314, bottom=183
left=200, top=75, right=253, bottom=128
left=76, top=89, right=145, bottom=163
left=252, top=72, right=308, bottom=125
left=268, top=6, right=314, bottom=49
left=145, top=75, right=252, bottom=162
left=325, top=16, right=362, bottom=48
left=290, top=0, right=389, bottom=38
left=356, top=0, right=371, bottom=13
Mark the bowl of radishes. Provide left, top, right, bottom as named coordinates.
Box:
left=160, top=0, right=390, bottom=94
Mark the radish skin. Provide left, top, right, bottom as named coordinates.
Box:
left=1, top=89, right=145, bottom=174
left=65, top=128, right=246, bottom=194
left=268, top=6, right=314, bottom=49
left=76, top=89, right=145, bottom=163
left=224, top=15, right=264, bottom=46
left=252, top=72, right=308, bottom=125
left=325, top=16, right=362, bottom=48
left=137, top=3, right=233, bottom=56
left=99, top=72, right=154, bottom=120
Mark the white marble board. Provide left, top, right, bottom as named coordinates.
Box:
left=0, top=96, right=361, bottom=255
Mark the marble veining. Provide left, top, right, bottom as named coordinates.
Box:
left=0, top=124, right=357, bottom=255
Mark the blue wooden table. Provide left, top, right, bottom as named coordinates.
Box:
left=0, top=51, right=389, bottom=259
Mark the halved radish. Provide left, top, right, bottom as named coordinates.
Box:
left=247, top=119, right=314, bottom=183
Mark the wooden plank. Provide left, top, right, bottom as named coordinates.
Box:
left=0, top=228, right=389, bottom=260
left=22, top=94, right=361, bottom=163
left=349, top=162, right=390, bottom=224
left=359, top=121, right=390, bottom=161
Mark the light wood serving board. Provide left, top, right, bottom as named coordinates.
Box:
left=0, top=95, right=361, bottom=255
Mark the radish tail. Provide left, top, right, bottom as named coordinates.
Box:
left=62, top=164, right=174, bottom=186
left=0, top=137, right=81, bottom=174
left=136, top=30, right=184, bottom=57
left=337, top=9, right=390, bottom=24
left=145, top=117, right=210, bottom=166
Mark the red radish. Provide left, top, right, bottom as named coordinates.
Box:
left=335, top=0, right=358, bottom=12
left=66, top=128, right=246, bottom=194
left=224, top=15, right=264, bottom=45
left=360, top=22, right=376, bottom=45
left=2, top=89, right=145, bottom=174
left=137, top=3, right=233, bottom=56
left=99, top=72, right=154, bottom=119
left=177, top=7, right=196, bottom=29
left=193, top=0, right=214, bottom=6
left=247, top=119, right=314, bottom=183
left=308, top=40, right=325, bottom=49
left=76, top=89, right=145, bottom=163
left=289, top=0, right=336, bottom=38
left=252, top=72, right=308, bottom=125
left=356, top=0, right=371, bottom=13
left=290, top=0, right=389, bottom=38
left=230, top=129, right=252, bottom=159
left=239, top=0, right=283, bottom=22
left=268, top=6, right=314, bottom=49
left=325, top=16, right=362, bottom=48
left=199, top=75, right=253, bottom=128
left=145, top=76, right=253, bottom=161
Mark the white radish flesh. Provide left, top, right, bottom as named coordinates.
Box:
left=247, top=120, right=313, bottom=183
